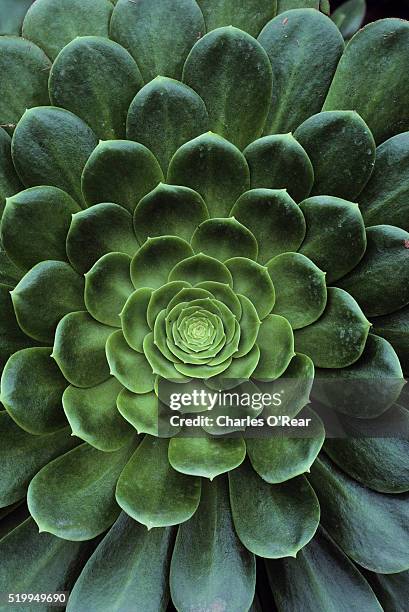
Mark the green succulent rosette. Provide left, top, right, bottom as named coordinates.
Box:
left=0, top=0, right=409, bottom=610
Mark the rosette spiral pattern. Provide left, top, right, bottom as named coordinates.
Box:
left=0, top=1, right=409, bottom=610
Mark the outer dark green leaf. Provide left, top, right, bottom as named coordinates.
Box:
left=338, top=225, right=409, bottom=317
left=49, top=36, right=143, bottom=140
left=309, top=454, right=409, bottom=573
left=168, top=436, right=246, bottom=479
left=11, top=261, right=85, bottom=343
left=253, top=315, right=294, bottom=380
left=368, top=570, right=409, bottom=612
left=191, top=218, right=258, bottom=262
left=197, top=0, right=276, bottom=37
left=0, top=128, right=23, bottom=214
left=53, top=312, right=113, bottom=388
left=1, top=186, right=80, bottom=271
left=133, top=183, right=208, bottom=244
left=0, top=518, right=93, bottom=609
left=110, top=0, right=204, bottom=81
left=231, top=189, right=306, bottom=264
left=268, top=252, right=327, bottom=329
left=294, top=287, right=370, bottom=368
left=0, top=37, right=50, bottom=128
left=82, top=140, right=163, bottom=213
left=117, top=389, right=179, bottom=438
left=299, top=196, right=366, bottom=283
left=106, top=330, right=155, bottom=394
left=28, top=440, right=135, bottom=540
left=225, top=257, right=274, bottom=319
left=247, top=407, right=324, bottom=483
left=229, top=459, right=319, bottom=558
left=168, top=133, right=250, bottom=218
left=127, top=77, right=209, bottom=174
left=67, top=513, right=174, bottom=612
left=277, top=0, right=320, bottom=9
left=116, top=436, right=201, bottom=529
left=130, top=236, right=193, bottom=290
left=324, top=19, right=409, bottom=144
left=183, top=27, right=272, bottom=150
left=294, top=111, right=375, bottom=199
left=244, top=134, right=314, bottom=203
left=0, top=283, right=36, bottom=373
left=0, top=248, right=23, bottom=287
left=1, top=347, right=67, bottom=434
left=358, top=132, right=409, bottom=232
left=0, top=411, right=77, bottom=507
left=265, top=527, right=382, bottom=612
left=67, top=203, right=138, bottom=274
left=258, top=9, right=344, bottom=134
left=170, top=477, right=255, bottom=611
left=0, top=0, right=33, bottom=35
left=373, top=305, right=409, bottom=374
left=12, top=107, right=98, bottom=205
left=22, top=0, right=113, bottom=60
left=63, top=378, right=134, bottom=452
left=85, top=253, right=134, bottom=327
left=331, top=0, right=366, bottom=40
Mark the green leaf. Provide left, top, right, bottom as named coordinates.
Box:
left=0, top=0, right=34, bottom=35
left=111, top=0, right=204, bottom=81
left=197, top=0, right=276, bottom=37
left=85, top=253, right=134, bottom=327
left=295, top=287, right=370, bottom=368
left=0, top=411, right=77, bottom=507
left=117, top=388, right=179, bottom=438
left=244, top=134, right=314, bottom=203
left=183, top=27, right=272, bottom=150
left=247, top=407, right=324, bottom=483
left=147, top=282, right=190, bottom=330
left=0, top=283, right=36, bottom=373
left=169, top=254, right=233, bottom=287
left=225, top=257, right=274, bottom=319
left=49, top=37, right=143, bottom=140
left=121, top=288, right=152, bottom=352
left=0, top=518, right=93, bottom=605
left=63, top=378, right=134, bottom=452
left=82, top=140, right=163, bottom=214
left=116, top=436, right=201, bottom=529
left=294, top=111, right=376, bottom=199
left=170, top=477, right=255, bottom=611
left=28, top=440, right=135, bottom=540
left=196, top=282, right=242, bottom=319
left=191, top=218, right=258, bottom=262
left=231, top=189, right=306, bottom=264
left=359, top=132, right=409, bottom=232
left=299, top=196, right=366, bottom=283
left=0, top=37, right=50, bottom=128
left=277, top=0, right=320, bottom=10
left=368, top=570, right=409, bottom=612
left=133, top=183, right=208, bottom=245
left=53, top=311, right=113, bottom=388
left=0, top=128, right=23, bottom=214
left=315, top=334, right=404, bottom=418
left=67, top=203, right=138, bottom=274
left=324, top=403, right=409, bottom=494
left=130, top=236, right=193, bottom=290
left=1, top=186, right=80, bottom=271
left=11, top=261, right=85, bottom=343
left=373, top=305, right=409, bottom=374
left=143, top=333, right=188, bottom=381
left=1, top=347, right=67, bottom=434
left=106, top=330, right=155, bottom=394
left=236, top=295, right=261, bottom=358
left=338, top=225, right=409, bottom=317
left=323, top=19, right=409, bottom=144
left=0, top=248, right=23, bottom=287
left=67, top=513, right=174, bottom=612
left=12, top=107, right=98, bottom=206
left=309, top=454, right=409, bottom=573
left=258, top=9, right=344, bottom=134
left=22, top=0, right=113, bottom=60
left=168, top=133, right=250, bottom=218
left=168, top=435, right=246, bottom=479
left=253, top=314, right=294, bottom=380
left=127, top=77, right=209, bottom=174
left=332, top=0, right=366, bottom=40
left=268, top=253, right=327, bottom=329
left=229, top=459, right=320, bottom=558
left=265, top=527, right=382, bottom=612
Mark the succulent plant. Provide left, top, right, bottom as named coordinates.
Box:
left=0, top=0, right=409, bottom=610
